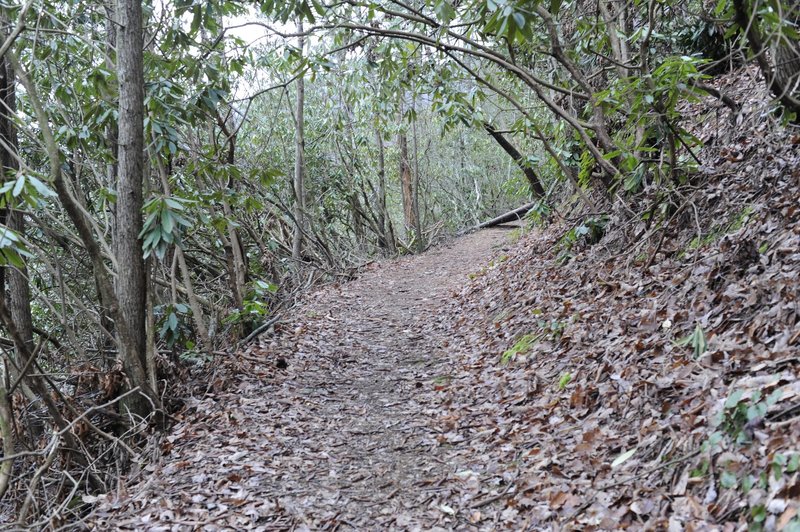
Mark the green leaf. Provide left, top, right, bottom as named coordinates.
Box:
left=788, top=454, right=800, bottom=473
left=161, top=210, right=175, bottom=233
left=674, top=323, right=707, bottom=357
left=724, top=389, right=744, bottom=409
left=165, top=197, right=188, bottom=210
left=1, top=248, right=25, bottom=269
left=746, top=401, right=766, bottom=421
left=742, top=474, right=754, bottom=493
left=190, top=5, right=202, bottom=34
left=766, top=388, right=783, bottom=406
left=12, top=176, right=25, bottom=197
left=692, top=324, right=707, bottom=357
left=751, top=504, right=767, bottom=523
left=27, top=175, right=57, bottom=198
left=434, top=0, right=456, bottom=24
left=720, top=470, right=737, bottom=489
left=0, top=225, right=30, bottom=268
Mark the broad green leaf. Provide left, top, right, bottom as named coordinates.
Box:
left=724, top=389, right=744, bottom=409
left=27, top=175, right=57, bottom=198
left=12, top=176, right=25, bottom=197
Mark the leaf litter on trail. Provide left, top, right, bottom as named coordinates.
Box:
left=89, top=66, right=798, bottom=531
left=90, top=231, right=513, bottom=530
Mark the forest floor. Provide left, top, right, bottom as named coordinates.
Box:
left=90, top=227, right=522, bottom=530
left=89, top=65, right=800, bottom=532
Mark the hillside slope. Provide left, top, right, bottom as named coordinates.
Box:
left=440, top=66, right=799, bottom=529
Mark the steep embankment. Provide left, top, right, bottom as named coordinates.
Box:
left=437, top=66, right=800, bottom=529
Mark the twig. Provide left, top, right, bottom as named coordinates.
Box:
left=239, top=315, right=282, bottom=346
left=17, top=433, right=60, bottom=524
left=470, top=481, right=516, bottom=508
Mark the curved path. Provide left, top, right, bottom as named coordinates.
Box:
left=91, top=228, right=511, bottom=531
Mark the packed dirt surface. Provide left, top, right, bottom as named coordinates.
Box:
left=90, top=227, right=516, bottom=531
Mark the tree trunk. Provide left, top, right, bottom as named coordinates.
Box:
left=213, top=114, right=248, bottom=319
left=0, top=32, right=25, bottom=476
left=176, top=247, right=212, bottom=351
left=483, top=123, right=546, bottom=197
left=94, top=3, right=119, bottom=367
left=774, top=1, right=800, bottom=96
left=410, top=102, right=424, bottom=252
left=221, top=198, right=247, bottom=313
left=0, top=55, right=29, bottom=461
left=398, top=103, right=422, bottom=250
left=292, top=19, right=306, bottom=266
left=0, top=385, right=12, bottom=498
left=116, top=0, right=154, bottom=417
left=733, top=0, right=800, bottom=114
left=0, top=56, right=34, bottom=359
left=398, top=129, right=416, bottom=242
left=0, top=48, right=39, bottom=413
left=374, top=128, right=395, bottom=253
left=474, top=202, right=535, bottom=230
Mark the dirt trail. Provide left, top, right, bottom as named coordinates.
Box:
left=92, top=228, right=512, bottom=531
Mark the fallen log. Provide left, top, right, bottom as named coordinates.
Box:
left=475, top=202, right=535, bottom=230
left=483, top=124, right=545, bottom=197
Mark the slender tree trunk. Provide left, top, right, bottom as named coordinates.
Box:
left=0, top=46, right=38, bottom=412
left=116, top=0, right=154, bottom=417
left=0, top=384, right=12, bottom=498
left=774, top=0, right=800, bottom=96
left=398, top=103, right=421, bottom=248
left=598, top=1, right=628, bottom=79
left=292, top=20, right=306, bottom=265
left=349, top=193, right=366, bottom=245
left=0, top=53, right=21, bottom=487
left=99, top=3, right=119, bottom=365
left=398, top=128, right=416, bottom=243
left=151, top=138, right=213, bottom=352
left=374, top=128, right=395, bottom=253
left=203, top=15, right=248, bottom=320
left=176, top=248, right=211, bottom=350
left=105, top=2, right=119, bottom=187
left=375, top=128, right=387, bottom=246
left=214, top=117, right=248, bottom=319
left=221, top=198, right=246, bottom=311
left=483, top=123, right=546, bottom=197
left=733, top=0, right=800, bottom=114
left=0, top=56, right=34, bottom=359
left=410, top=101, right=424, bottom=252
